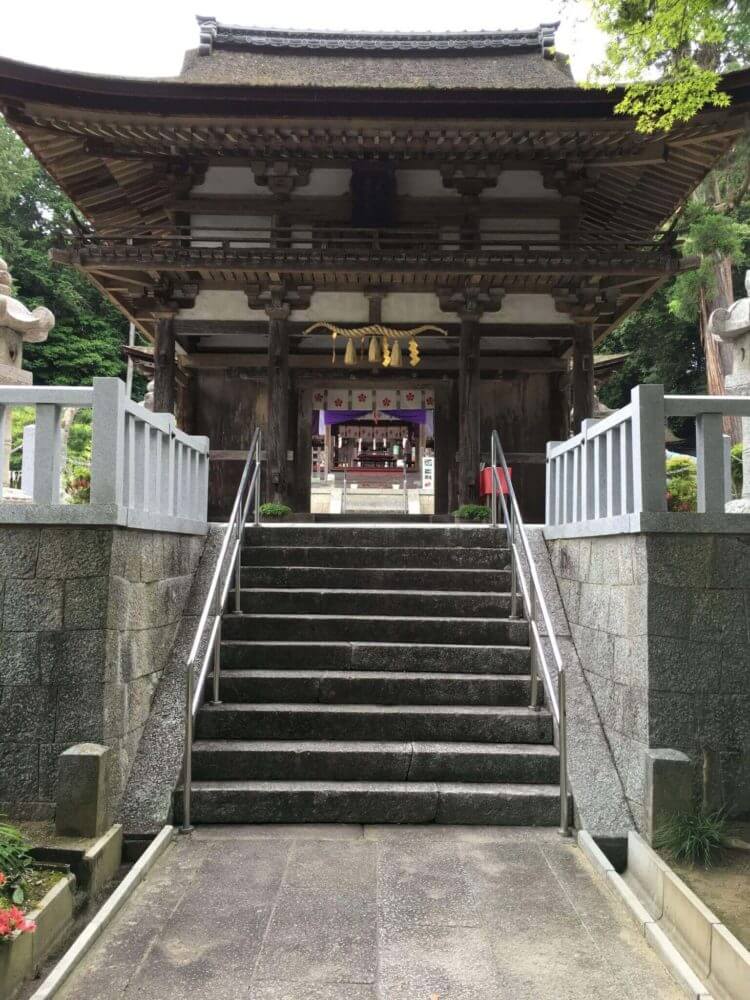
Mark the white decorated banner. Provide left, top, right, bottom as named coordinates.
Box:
left=400, top=388, right=423, bottom=408
left=311, top=387, right=434, bottom=410
left=375, top=389, right=397, bottom=411
left=352, top=388, right=373, bottom=409
left=326, top=388, right=349, bottom=410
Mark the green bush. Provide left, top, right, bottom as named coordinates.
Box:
left=9, top=407, right=35, bottom=473
left=259, top=502, right=292, bottom=519
left=653, top=811, right=726, bottom=867
left=452, top=504, right=490, bottom=521
left=0, top=821, right=33, bottom=886
left=64, top=464, right=91, bottom=504
left=731, top=442, right=743, bottom=498
left=666, top=455, right=697, bottom=512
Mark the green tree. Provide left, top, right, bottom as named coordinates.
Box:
left=584, top=0, right=750, bottom=132
left=0, top=117, right=127, bottom=386
left=599, top=286, right=706, bottom=399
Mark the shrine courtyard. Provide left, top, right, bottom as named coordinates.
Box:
left=45, top=826, right=681, bottom=1000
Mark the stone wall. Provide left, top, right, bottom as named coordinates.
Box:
left=547, top=532, right=750, bottom=829
left=0, top=525, right=205, bottom=820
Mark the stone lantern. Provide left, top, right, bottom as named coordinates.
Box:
left=0, top=257, right=55, bottom=486
left=708, top=270, right=750, bottom=512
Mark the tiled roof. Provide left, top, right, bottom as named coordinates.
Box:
left=195, top=18, right=558, bottom=58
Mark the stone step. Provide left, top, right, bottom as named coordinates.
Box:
left=341, top=496, right=409, bottom=512
left=245, top=525, right=504, bottom=548
left=236, top=588, right=515, bottom=619
left=196, top=703, right=552, bottom=743
left=312, top=513, right=439, bottom=523
left=221, top=613, right=529, bottom=645
left=214, top=669, right=532, bottom=706
left=220, top=641, right=531, bottom=674
left=241, top=546, right=510, bottom=570
left=241, top=565, right=512, bottom=592
left=177, top=780, right=561, bottom=825
left=191, top=740, right=560, bottom=784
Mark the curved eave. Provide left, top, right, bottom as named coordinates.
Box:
left=0, top=53, right=651, bottom=122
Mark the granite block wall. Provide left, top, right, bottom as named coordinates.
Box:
left=0, top=525, right=205, bottom=820
left=548, top=533, right=750, bottom=829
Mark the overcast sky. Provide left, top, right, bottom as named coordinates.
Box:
left=1, top=0, right=604, bottom=80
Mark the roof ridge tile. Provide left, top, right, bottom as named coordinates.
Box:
left=195, top=17, right=558, bottom=58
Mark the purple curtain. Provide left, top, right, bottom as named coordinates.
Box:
left=387, top=409, right=427, bottom=425
left=320, top=408, right=427, bottom=427
left=322, top=410, right=369, bottom=426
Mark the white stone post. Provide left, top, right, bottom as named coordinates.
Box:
left=20, top=423, right=35, bottom=496
left=90, top=377, right=126, bottom=507
left=0, top=258, right=54, bottom=489
left=630, top=384, right=667, bottom=514
left=708, top=272, right=750, bottom=511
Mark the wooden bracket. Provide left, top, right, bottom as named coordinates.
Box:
left=438, top=286, right=505, bottom=319
left=440, top=163, right=501, bottom=197
left=250, top=160, right=311, bottom=198
left=246, top=281, right=313, bottom=317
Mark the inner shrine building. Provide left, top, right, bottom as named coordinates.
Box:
left=1, top=18, right=749, bottom=517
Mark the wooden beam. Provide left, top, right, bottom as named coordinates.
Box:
left=66, top=254, right=677, bottom=279
left=266, top=308, right=291, bottom=503
left=174, top=319, right=576, bottom=340
left=458, top=313, right=481, bottom=506
left=433, top=379, right=457, bottom=515
left=153, top=316, right=176, bottom=413
left=169, top=194, right=581, bottom=221
left=294, top=379, right=312, bottom=513
left=181, top=352, right=567, bottom=372
left=551, top=371, right=571, bottom=442
left=571, top=325, right=594, bottom=430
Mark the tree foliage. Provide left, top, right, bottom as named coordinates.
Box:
left=600, top=134, right=750, bottom=441
left=599, top=286, right=706, bottom=403
left=0, top=117, right=127, bottom=385
left=585, top=0, right=750, bottom=132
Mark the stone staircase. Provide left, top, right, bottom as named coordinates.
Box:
left=186, top=524, right=560, bottom=824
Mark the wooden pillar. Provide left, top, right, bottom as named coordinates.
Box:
left=458, top=312, right=481, bottom=505
left=294, top=379, right=312, bottom=514
left=433, top=380, right=455, bottom=514
left=266, top=304, right=291, bottom=503
left=572, top=325, right=594, bottom=431
left=551, top=370, right=571, bottom=441
left=153, top=316, right=176, bottom=414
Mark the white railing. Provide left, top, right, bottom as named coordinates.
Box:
left=0, top=377, right=209, bottom=534
left=545, top=384, right=746, bottom=538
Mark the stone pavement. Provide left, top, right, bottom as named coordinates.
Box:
left=54, top=825, right=682, bottom=1000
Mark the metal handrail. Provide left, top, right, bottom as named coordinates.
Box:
left=489, top=429, right=570, bottom=836
left=180, top=429, right=262, bottom=833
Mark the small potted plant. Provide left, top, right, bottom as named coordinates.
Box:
left=259, top=502, right=293, bottom=522
left=452, top=503, right=490, bottom=524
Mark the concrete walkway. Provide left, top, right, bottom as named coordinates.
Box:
left=55, top=825, right=682, bottom=1000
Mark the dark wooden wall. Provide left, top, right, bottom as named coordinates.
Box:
left=193, top=369, right=565, bottom=521
left=193, top=371, right=267, bottom=519
left=480, top=373, right=564, bottom=523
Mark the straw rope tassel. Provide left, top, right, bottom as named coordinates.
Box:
left=381, top=336, right=391, bottom=367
